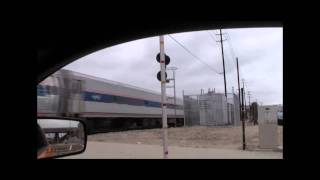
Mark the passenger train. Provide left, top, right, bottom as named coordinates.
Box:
left=37, top=69, right=184, bottom=133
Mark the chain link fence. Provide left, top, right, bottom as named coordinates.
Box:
left=183, top=90, right=240, bottom=126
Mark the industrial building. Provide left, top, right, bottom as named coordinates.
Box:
left=183, top=90, right=241, bottom=126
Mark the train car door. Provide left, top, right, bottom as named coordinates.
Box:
left=70, top=79, right=84, bottom=117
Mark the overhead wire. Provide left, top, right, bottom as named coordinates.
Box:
left=205, top=30, right=224, bottom=74
left=225, top=32, right=237, bottom=72
left=167, top=34, right=222, bottom=75
left=207, top=30, right=235, bottom=74
left=213, top=29, right=241, bottom=92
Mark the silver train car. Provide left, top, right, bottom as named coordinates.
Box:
left=37, top=69, right=184, bottom=132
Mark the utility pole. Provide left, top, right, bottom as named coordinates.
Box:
left=236, top=58, right=241, bottom=125
left=217, top=29, right=227, bottom=98
left=182, top=90, right=186, bottom=127
left=159, top=35, right=168, bottom=159
left=248, top=91, right=251, bottom=105
left=241, top=87, right=246, bottom=150
left=247, top=91, right=251, bottom=122
left=217, top=29, right=229, bottom=125
left=173, top=70, right=177, bottom=124
left=242, top=79, right=246, bottom=120
left=247, top=91, right=251, bottom=108
left=236, top=58, right=246, bottom=150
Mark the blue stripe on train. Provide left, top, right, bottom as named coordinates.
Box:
left=37, top=85, right=46, bottom=96
left=83, top=91, right=161, bottom=107
left=83, top=91, right=115, bottom=103
left=37, top=85, right=182, bottom=109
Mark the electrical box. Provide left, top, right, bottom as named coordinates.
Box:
left=258, top=106, right=279, bottom=149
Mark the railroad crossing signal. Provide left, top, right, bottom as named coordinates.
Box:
left=156, top=53, right=170, bottom=66
left=157, top=71, right=168, bottom=82
left=156, top=52, right=171, bottom=82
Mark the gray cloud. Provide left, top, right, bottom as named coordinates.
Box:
left=64, top=28, right=282, bottom=105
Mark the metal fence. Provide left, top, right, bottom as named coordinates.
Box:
left=183, top=95, right=200, bottom=126
left=183, top=90, right=240, bottom=126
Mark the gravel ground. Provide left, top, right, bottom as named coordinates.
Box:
left=88, top=124, right=283, bottom=150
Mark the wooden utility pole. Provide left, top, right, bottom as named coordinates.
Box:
left=236, top=58, right=241, bottom=123
left=241, top=87, right=246, bottom=150
left=217, top=29, right=227, bottom=98
left=242, top=79, right=247, bottom=120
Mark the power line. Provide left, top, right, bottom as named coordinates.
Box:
left=207, top=31, right=236, bottom=72
left=225, top=32, right=236, bottom=59
left=245, top=81, right=249, bottom=91
left=207, top=31, right=223, bottom=57
left=224, top=49, right=235, bottom=73
left=242, top=80, right=251, bottom=102
left=221, top=32, right=241, bottom=94
left=215, top=31, right=237, bottom=75
left=225, top=32, right=237, bottom=71
left=206, top=30, right=235, bottom=74
left=167, top=34, right=222, bottom=75
left=226, top=31, right=236, bottom=52
left=206, top=31, right=223, bottom=71
left=206, top=31, right=219, bottom=45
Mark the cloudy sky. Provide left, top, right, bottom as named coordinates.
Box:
left=63, top=28, right=283, bottom=105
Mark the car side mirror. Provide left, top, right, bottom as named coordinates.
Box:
left=37, top=117, right=87, bottom=159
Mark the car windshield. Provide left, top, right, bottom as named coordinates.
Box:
left=38, top=27, right=283, bottom=159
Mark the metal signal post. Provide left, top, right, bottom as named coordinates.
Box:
left=159, top=35, right=168, bottom=159
left=167, top=66, right=178, bottom=127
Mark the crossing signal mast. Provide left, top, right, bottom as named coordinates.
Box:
left=167, top=66, right=178, bottom=127
left=156, top=52, right=170, bottom=83
left=156, top=36, right=170, bottom=159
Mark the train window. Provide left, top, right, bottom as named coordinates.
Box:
left=146, top=101, right=161, bottom=108
left=51, top=86, right=58, bottom=95
left=43, top=85, right=49, bottom=95
left=71, top=80, right=81, bottom=93
left=47, top=86, right=52, bottom=95
left=130, top=97, right=143, bottom=106
left=46, top=85, right=55, bottom=95
left=83, top=93, right=117, bottom=103
left=114, top=96, right=144, bottom=106
left=134, top=99, right=145, bottom=106
left=37, top=85, right=45, bottom=96
left=103, top=94, right=114, bottom=103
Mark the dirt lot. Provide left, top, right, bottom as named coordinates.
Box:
left=88, top=124, right=283, bottom=150
left=64, top=141, right=282, bottom=159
